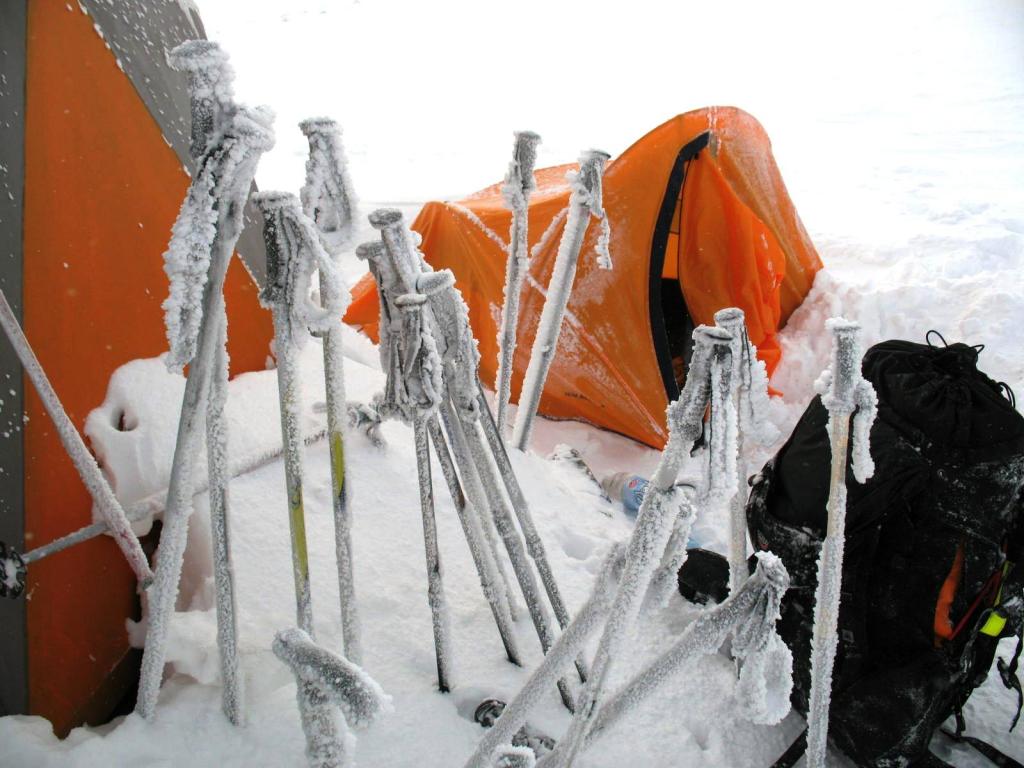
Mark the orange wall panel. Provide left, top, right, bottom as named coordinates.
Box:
left=23, top=0, right=272, bottom=734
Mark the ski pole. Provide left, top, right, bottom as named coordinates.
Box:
left=0, top=426, right=330, bottom=586
left=369, top=209, right=575, bottom=709
left=805, top=319, right=875, bottom=768
left=496, top=130, right=541, bottom=435
left=476, top=384, right=588, bottom=682
left=301, top=117, right=361, bottom=664
left=136, top=105, right=273, bottom=719
left=256, top=190, right=348, bottom=635
left=357, top=239, right=522, bottom=667
left=464, top=544, right=627, bottom=768
left=0, top=291, right=153, bottom=587
left=512, top=150, right=612, bottom=452
left=424, top=417, right=522, bottom=665
left=580, top=553, right=790, bottom=750
left=173, top=40, right=247, bottom=727
left=540, top=326, right=732, bottom=768
left=273, top=628, right=390, bottom=768
left=299, top=117, right=357, bottom=251
left=397, top=291, right=454, bottom=692
left=352, top=236, right=456, bottom=692
left=206, top=309, right=243, bottom=724
left=714, top=308, right=750, bottom=595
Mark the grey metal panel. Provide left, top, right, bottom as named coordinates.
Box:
left=0, top=0, right=28, bottom=718
left=80, top=0, right=267, bottom=287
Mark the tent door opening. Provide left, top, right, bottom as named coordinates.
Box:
left=649, top=131, right=709, bottom=400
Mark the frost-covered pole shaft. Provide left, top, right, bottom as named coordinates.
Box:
left=714, top=309, right=749, bottom=595
left=496, top=130, right=541, bottom=434
left=257, top=193, right=318, bottom=635
left=440, top=388, right=575, bottom=711
left=477, top=384, right=588, bottom=682
left=174, top=44, right=247, bottom=725
left=707, top=309, right=742, bottom=596
left=512, top=150, right=611, bottom=451
left=369, top=210, right=573, bottom=708
left=137, top=104, right=273, bottom=721
left=583, top=553, right=790, bottom=748
left=301, top=118, right=361, bottom=664
left=644, top=491, right=697, bottom=610
left=206, top=311, right=243, bottom=724
left=400, top=294, right=454, bottom=693
left=0, top=291, right=153, bottom=586
left=805, top=319, right=866, bottom=768
left=541, top=327, right=732, bottom=768
left=425, top=417, right=522, bottom=665
left=357, top=240, right=521, bottom=667
left=273, top=628, right=390, bottom=768
left=464, top=545, right=626, bottom=768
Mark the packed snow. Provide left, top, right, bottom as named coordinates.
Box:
left=2, top=0, right=1023, bottom=766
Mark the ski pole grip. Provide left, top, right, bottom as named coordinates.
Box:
left=167, top=40, right=235, bottom=161
left=511, top=130, right=542, bottom=194
left=823, top=319, right=862, bottom=415
left=369, top=208, right=417, bottom=287
left=254, top=191, right=300, bottom=309
left=577, top=149, right=611, bottom=211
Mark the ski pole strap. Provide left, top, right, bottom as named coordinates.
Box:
left=941, top=728, right=1024, bottom=768
left=998, top=631, right=1023, bottom=731
left=769, top=729, right=806, bottom=768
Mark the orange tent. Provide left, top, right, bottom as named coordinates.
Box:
left=0, top=0, right=272, bottom=735
left=346, top=108, right=822, bottom=448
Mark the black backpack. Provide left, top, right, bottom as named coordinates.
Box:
left=746, top=336, right=1024, bottom=767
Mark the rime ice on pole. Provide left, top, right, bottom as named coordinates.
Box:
left=300, top=116, right=362, bottom=664
left=273, top=628, right=391, bottom=768
left=512, top=149, right=612, bottom=451
left=496, top=130, right=541, bottom=434
left=539, top=327, right=732, bottom=768
left=300, top=117, right=358, bottom=254
left=138, top=89, right=274, bottom=722
left=804, top=318, right=876, bottom=768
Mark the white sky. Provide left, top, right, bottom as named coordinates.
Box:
left=198, top=0, right=1024, bottom=234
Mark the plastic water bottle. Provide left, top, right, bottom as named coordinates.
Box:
left=601, top=472, right=650, bottom=516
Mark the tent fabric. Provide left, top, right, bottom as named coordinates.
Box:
left=0, top=0, right=274, bottom=736
left=345, top=108, right=822, bottom=448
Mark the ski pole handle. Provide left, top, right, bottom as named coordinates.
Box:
left=299, top=116, right=357, bottom=248
left=507, top=130, right=541, bottom=198
left=168, top=40, right=235, bottom=162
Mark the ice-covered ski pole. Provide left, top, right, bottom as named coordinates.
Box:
left=172, top=40, right=247, bottom=725
left=495, top=130, right=541, bottom=434
left=272, top=628, right=390, bottom=768
left=356, top=240, right=522, bottom=668
left=714, top=308, right=778, bottom=595
left=804, top=319, right=876, bottom=768
left=256, top=191, right=348, bottom=634
left=258, top=193, right=373, bottom=766
left=369, top=209, right=577, bottom=710
left=539, top=326, right=733, bottom=768
left=581, top=553, right=791, bottom=751
left=0, top=290, right=152, bottom=586
left=300, top=116, right=361, bottom=664
left=137, top=41, right=274, bottom=722
left=512, top=150, right=612, bottom=452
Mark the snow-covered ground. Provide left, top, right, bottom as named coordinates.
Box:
left=2, top=0, right=1023, bottom=765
